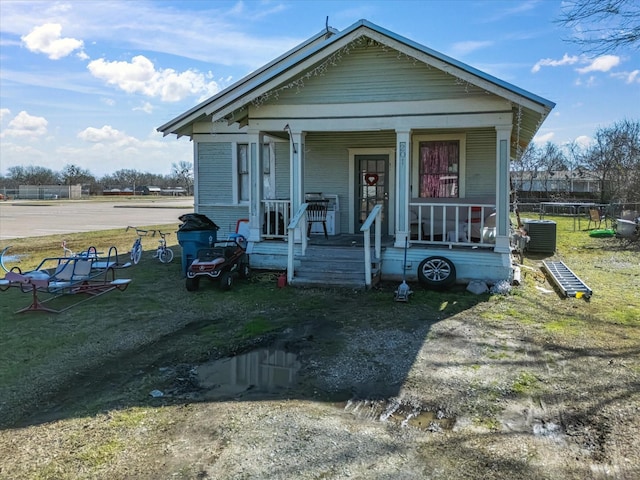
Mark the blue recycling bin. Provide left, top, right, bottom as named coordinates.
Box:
left=177, top=214, right=219, bottom=276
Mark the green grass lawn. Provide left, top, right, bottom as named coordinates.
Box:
left=1, top=216, right=638, bottom=407
left=1, top=217, right=638, bottom=403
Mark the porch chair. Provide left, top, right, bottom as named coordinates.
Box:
left=587, top=208, right=608, bottom=230
left=307, top=199, right=329, bottom=239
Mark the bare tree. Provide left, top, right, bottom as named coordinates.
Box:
left=511, top=143, right=541, bottom=197
left=582, top=119, right=640, bottom=203
left=557, top=0, right=640, bottom=54
left=104, top=169, right=147, bottom=193
left=171, top=161, right=194, bottom=195
left=7, top=165, right=60, bottom=185
left=60, top=164, right=94, bottom=185
left=539, top=142, right=568, bottom=196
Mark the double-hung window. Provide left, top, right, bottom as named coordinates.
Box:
left=237, top=144, right=249, bottom=202
left=236, top=143, right=274, bottom=203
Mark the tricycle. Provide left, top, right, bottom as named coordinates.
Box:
left=185, top=238, right=250, bottom=291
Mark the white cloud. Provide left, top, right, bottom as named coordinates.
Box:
left=531, top=54, right=579, bottom=73
left=533, top=132, right=554, bottom=144
left=21, top=23, right=84, bottom=60
left=87, top=55, right=220, bottom=102
left=450, top=40, right=494, bottom=56
left=574, top=135, right=593, bottom=149
left=575, top=75, right=598, bottom=87
left=1, top=111, right=48, bottom=138
left=2, top=1, right=295, bottom=69
left=611, top=69, right=640, bottom=84
left=134, top=102, right=154, bottom=114
left=0, top=143, right=49, bottom=170
left=0, top=108, right=11, bottom=122
left=576, top=55, right=620, bottom=74
left=77, top=125, right=139, bottom=147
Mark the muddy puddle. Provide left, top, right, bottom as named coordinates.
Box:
left=341, top=398, right=455, bottom=431
left=196, top=348, right=301, bottom=399
left=193, top=346, right=454, bottom=432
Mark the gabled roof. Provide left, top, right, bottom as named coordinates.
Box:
left=158, top=19, right=555, bottom=154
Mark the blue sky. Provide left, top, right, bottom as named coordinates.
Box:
left=1, top=0, right=638, bottom=177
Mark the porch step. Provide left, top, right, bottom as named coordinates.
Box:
left=290, top=246, right=381, bottom=289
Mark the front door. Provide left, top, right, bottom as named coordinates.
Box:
left=355, top=155, right=389, bottom=235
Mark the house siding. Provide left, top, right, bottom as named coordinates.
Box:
left=194, top=206, right=249, bottom=239
left=271, top=42, right=489, bottom=105
left=195, top=142, right=247, bottom=238
left=274, top=141, right=290, bottom=199
left=198, top=142, right=232, bottom=204
left=465, top=129, right=496, bottom=198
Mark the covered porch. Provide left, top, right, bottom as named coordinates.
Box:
left=238, top=125, right=511, bottom=289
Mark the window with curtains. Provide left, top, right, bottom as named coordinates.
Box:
left=418, top=140, right=459, bottom=198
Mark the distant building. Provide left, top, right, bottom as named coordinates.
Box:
left=161, top=187, right=186, bottom=196
left=143, top=186, right=161, bottom=196
left=512, top=170, right=605, bottom=198
left=18, top=184, right=82, bottom=200
left=103, top=186, right=162, bottom=196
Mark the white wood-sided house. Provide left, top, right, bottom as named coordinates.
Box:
left=158, top=20, right=555, bottom=289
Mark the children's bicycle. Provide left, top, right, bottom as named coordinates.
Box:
left=126, top=226, right=156, bottom=265
left=153, top=230, right=174, bottom=264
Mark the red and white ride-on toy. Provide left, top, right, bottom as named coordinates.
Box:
left=185, top=237, right=250, bottom=291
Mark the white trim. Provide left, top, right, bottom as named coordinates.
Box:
left=411, top=133, right=467, bottom=199
left=193, top=133, right=247, bottom=142
left=348, top=148, right=396, bottom=235
left=251, top=113, right=512, bottom=133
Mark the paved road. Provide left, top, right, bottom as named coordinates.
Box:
left=0, top=198, right=194, bottom=240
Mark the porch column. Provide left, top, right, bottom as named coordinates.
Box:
left=289, top=130, right=305, bottom=216
left=248, top=130, right=264, bottom=242
left=494, top=126, right=512, bottom=253
left=394, top=130, right=411, bottom=248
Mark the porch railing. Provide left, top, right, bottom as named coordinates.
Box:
left=409, top=202, right=496, bottom=247
left=262, top=199, right=291, bottom=239
left=360, top=204, right=383, bottom=288
left=286, top=203, right=309, bottom=283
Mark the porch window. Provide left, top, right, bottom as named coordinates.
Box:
left=418, top=140, right=459, bottom=198
left=238, top=144, right=249, bottom=202
left=237, top=143, right=273, bottom=202
left=262, top=143, right=274, bottom=200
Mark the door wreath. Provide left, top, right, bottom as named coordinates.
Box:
left=364, top=173, right=379, bottom=186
